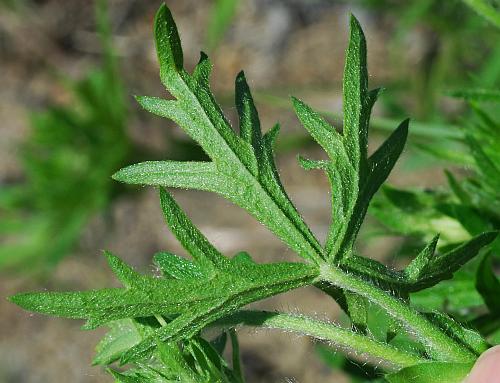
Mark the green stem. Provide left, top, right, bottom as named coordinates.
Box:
left=216, top=310, right=425, bottom=371
left=319, top=264, right=476, bottom=363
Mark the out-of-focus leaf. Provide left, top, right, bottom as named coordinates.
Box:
left=93, top=319, right=143, bottom=366
left=385, top=361, right=474, bottom=383
left=476, top=253, right=500, bottom=313
left=411, top=278, right=484, bottom=311
left=461, top=0, right=500, bottom=28
left=370, top=186, right=470, bottom=244
left=450, top=88, right=500, bottom=102
left=206, top=0, right=239, bottom=50
left=0, top=0, right=130, bottom=271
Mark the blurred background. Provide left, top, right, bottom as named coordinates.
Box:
left=1, top=0, right=499, bottom=382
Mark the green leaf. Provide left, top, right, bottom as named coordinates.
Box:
left=104, top=251, right=152, bottom=289
left=332, top=231, right=496, bottom=301
left=467, top=135, right=500, bottom=192
left=407, top=232, right=497, bottom=291
left=117, top=14, right=465, bottom=366
left=10, top=4, right=497, bottom=377
left=187, top=337, right=238, bottom=381
left=413, top=232, right=498, bottom=289
left=120, top=260, right=317, bottom=364
left=154, top=251, right=205, bottom=280
left=229, top=330, right=244, bottom=382
left=113, top=159, right=223, bottom=193
left=11, top=183, right=319, bottom=365
left=405, top=235, right=440, bottom=282
left=293, top=17, right=407, bottom=263
left=206, top=0, right=239, bottom=51
left=108, top=367, right=169, bottom=383
left=370, top=185, right=470, bottom=244
left=450, top=88, right=500, bottom=102
left=385, top=361, right=474, bottom=383
left=342, top=15, right=369, bottom=170
left=411, top=278, right=484, bottom=312
left=159, top=188, right=229, bottom=272
left=92, top=319, right=142, bottom=366
left=154, top=4, right=183, bottom=72
left=292, top=97, right=357, bottom=260
left=461, top=0, right=500, bottom=29
left=235, top=71, right=262, bottom=154
left=424, top=312, right=488, bottom=355
left=476, top=253, right=500, bottom=313
left=114, top=4, right=323, bottom=265
left=210, top=332, right=227, bottom=355
left=156, top=341, right=203, bottom=383
left=343, top=119, right=408, bottom=253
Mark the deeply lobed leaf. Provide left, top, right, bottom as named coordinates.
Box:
left=9, top=3, right=500, bottom=381
left=113, top=4, right=324, bottom=265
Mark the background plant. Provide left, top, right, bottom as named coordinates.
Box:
left=369, top=91, right=500, bottom=341
left=366, top=6, right=500, bottom=339
left=251, top=0, right=500, bottom=174
left=0, top=0, right=131, bottom=271
left=9, top=3, right=500, bottom=382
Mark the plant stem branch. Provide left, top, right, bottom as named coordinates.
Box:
left=319, top=264, right=476, bottom=363
left=216, top=310, right=425, bottom=371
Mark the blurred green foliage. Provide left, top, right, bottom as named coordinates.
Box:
left=206, top=0, right=240, bottom=51
left=371, top=92, right=500, bottom=334
left=368, top=0, right=500, bottom=346
left=0, top=0, right=131, bottom=271
left=358, top=0, right=500, bottom=121
left=462, top=0, right=500, bottom=28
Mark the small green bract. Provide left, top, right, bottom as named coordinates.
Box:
left=9, top=3, right=498, bottom=382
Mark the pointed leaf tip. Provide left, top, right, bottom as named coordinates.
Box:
left=159, top=187, right=228, bottom=270
left=193, top=51, right=212, bottom=85
left=348, top=14, right=365, bottom=43
left=236, top=70, right=246, bottom=81
left=104, top=251, right=143, bottom=289
left=349, top=13, right=360, bottom=27
left=405, top=234, right=439, bottom=281
left=235, top=70, right=262, bottom=147
left=154, top=3, right=183, bottom=73
left=264, top=123, right=280, bottom=147
left=235, top=71, right=251, bottom=101
left=7, top=293, right=21, bottom=306
left=8, top=293, right=30, bottom=311
left=290, top=95, right=301, bottom=107
left=111, top=168, right=124, bottom=182
left=199, top=51, right=209, bottom=61
left=398, top=118, right=410, bottom=141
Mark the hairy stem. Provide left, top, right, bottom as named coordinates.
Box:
left=216, top=310, right=425, bottom=371
left=319, top=264, right=476, bottom=362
